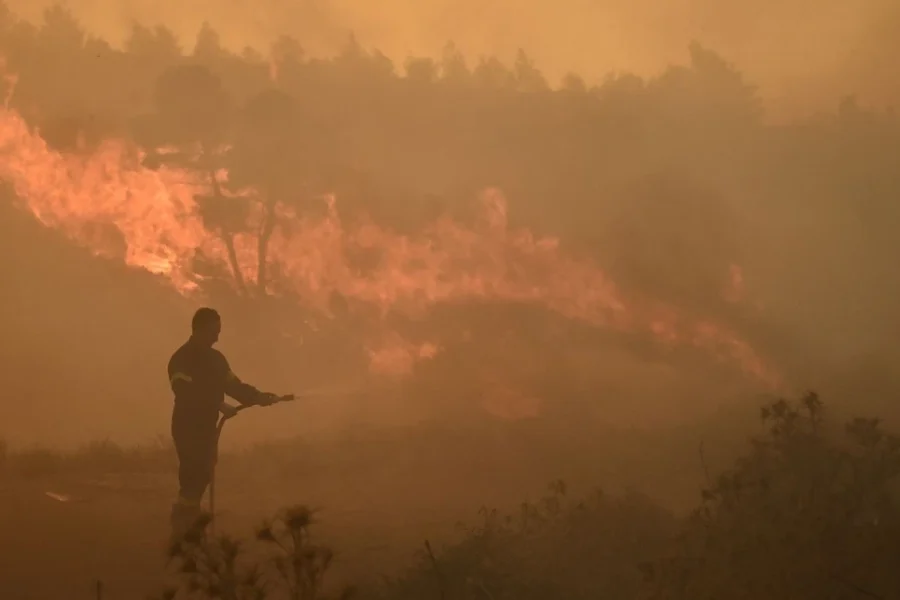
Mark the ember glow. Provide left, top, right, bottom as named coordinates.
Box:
left=0, top=99, right=779, bottom=389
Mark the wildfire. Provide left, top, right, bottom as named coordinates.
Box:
left=0, top=99, right=780, bottom=390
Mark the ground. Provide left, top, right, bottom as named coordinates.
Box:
left=0, top=418, right=734, bottom=599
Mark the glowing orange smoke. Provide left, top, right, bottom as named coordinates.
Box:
left=0, top=56, right=16, bottom=108
left=482, top=378, right=542, bottom=421
left=0, top=99, right=780, bottom=390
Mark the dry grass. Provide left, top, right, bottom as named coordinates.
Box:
left=4, top=394, right=900, bottom=600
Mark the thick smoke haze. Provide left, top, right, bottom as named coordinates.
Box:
left=0, top=0, right=897, bottom=454
left=4, top=3, right=900, bottom=598
left=8, top=0, right=900, bottom=117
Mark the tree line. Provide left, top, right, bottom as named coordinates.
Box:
left=2, top=2, right=900, bottom=401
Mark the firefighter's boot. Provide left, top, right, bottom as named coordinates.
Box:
left=169, top=499, right=202, bottom=541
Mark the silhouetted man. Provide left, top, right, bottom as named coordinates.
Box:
left=167, top=307, right=278, bottom=536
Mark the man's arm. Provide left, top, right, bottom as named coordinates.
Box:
left=168, top=353, right=194, bottom=397
left=221, top=356, right=265, bottom=406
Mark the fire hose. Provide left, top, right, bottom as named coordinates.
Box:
left=207, top=385, right=361, bottom=532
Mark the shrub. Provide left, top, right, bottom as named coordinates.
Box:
left=643, top=393, right=900, bottom=600
left=146, top=393, right=900, bottom=600
left=373, top=480, right=676, bottom=600
left=155, top=506, right=355, bottom=600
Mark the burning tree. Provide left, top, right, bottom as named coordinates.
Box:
left=135, top=63, right=346, bottom=298
left=226, top=88, right=317, bottom=296
left=132, top=63, right=253, bottom=293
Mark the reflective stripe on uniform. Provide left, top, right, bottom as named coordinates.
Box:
left=170, top=372, right=193, bottom=385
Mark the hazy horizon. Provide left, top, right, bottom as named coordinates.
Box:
left=6, top=0, right=900, bottom=119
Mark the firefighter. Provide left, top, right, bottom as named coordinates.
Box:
left=167, top=307, right=279, bottom=536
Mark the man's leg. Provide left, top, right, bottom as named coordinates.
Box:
left=171, top=424, right=217, bottom=538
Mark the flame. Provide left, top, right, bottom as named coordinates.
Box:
left=724, top=263, right=745, bottom=303
left=0, top=99, right=781, bottom=390
left=0, top=115, right=219, bottom=290
left=367, top=334, right=439, bottom=377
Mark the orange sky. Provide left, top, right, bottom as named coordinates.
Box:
left=7, top=0, right=900, bottom=117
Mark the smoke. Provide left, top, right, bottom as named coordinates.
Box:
left=7, top=0, right=900, bottom=116
left=2, top=0, right=899, bottom=446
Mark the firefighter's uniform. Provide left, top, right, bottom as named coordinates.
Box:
left=167, top=338, right=264, bottom=532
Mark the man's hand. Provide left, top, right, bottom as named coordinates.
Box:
left=256, top=392, right=279, bottom=406
left=219, top=403, right=239, bottom=419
